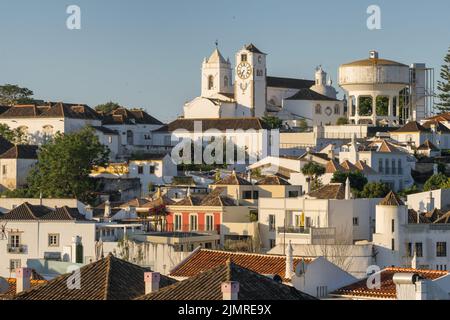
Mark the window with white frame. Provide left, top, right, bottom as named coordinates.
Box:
left=174, top=214, right=182, bottom=231
left=9, top=259, right=21, bottom=272
left=205, top=215, right=214, bottom=231
left=189, top=214, right=198, bottom=231
left=9, top=234, right=20, bottom=248
left=48, top=234, right=60, bottom=247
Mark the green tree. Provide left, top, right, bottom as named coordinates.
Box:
left=262, top=116, right=283, bottom=129
left=336, top=117, right=348, bottom=125
left=301, top=162, right=325, bottom=191
left=331, top=171, right=368, bottom=192
left=0, top=84, right=34, bottom=106
left=0, top=123, right=28, bottom=144
left=398, top=184, right=420, bottom=197
left=298, top=119, right=309, bottom=132
left=424, top=173, right=450, bottom=191
left=358, top=182, right=390, bottom=198
left=94, top=101, right=122, bottom=114
left=27, top=127, right=109, bottom=203
left=436, top=47, right=450, bottom=113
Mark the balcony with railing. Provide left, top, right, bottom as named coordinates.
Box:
left=7, top=244, right=27, bottom=254
left=149, top=224, right=220, bottom=235
left=277, top=226, right=336, bottom=245
left=277, top=226, right=311, bottom=234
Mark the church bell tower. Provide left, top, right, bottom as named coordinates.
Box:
left=234, top=43, right=267, bottom=118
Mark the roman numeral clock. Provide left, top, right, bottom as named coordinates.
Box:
left=237, top=61, right=252, bottom=93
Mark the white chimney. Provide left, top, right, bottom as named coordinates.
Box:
left=370, top=50, right=379, bottom=59
left=85, top=205, right=93, bottom=220
left=345, top=177, right=351, bottom=200
left=144, top=272, right=160, bottom=294
left=221, top=281, right=239, bottom=300
left=16, top=267, right=32, bottom=294
left=104, top=200, right=111, bottom=218
left=285, top=240, right=294, bottom=280
left=411, top=250, right=417, bottom=269
left=415, top=280, right=428, bottom=300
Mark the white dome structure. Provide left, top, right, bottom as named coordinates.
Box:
left=339, top=51, right=410, bottom=125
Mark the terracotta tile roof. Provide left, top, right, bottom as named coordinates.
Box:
left=0, top=103, right=101, bottom=120
left=0, top=279, right=47, bottom=299
left=417, top=140, right=439, bottom=151
left=141, top=196, right=175, bottom=208
left=14, top=254, right=176, bottom=300
left=102, top=108, right=163, bottom=125
left=393, top=121, right=430, bottom=133
left=340, top=160, right=359, bottom=172
left=325, top=159, right=344, bottom=173
left=256, top=175, right=291, bottom=185
left=332, top=267, right=448, bottom=299
left=354, top=160, right=378, bottom=175
left=169, top=249, right=313, bottom=282
left=379, top=191, right=404, bottom=206
left=0, top=203, right=87, bottom=221
left=425, top=113, right=450, bottom=122
left=422, top=120, right=450, bottom=133
left=138, top=261, right=315, bottom=300
left=155, top=117, right=269, bottom=132
left=266, top=76, right=315, bottom=90
left=307, top=183, right=345, bottom=200
left=213, top=172, right=252, bottom=185
left=0, top=145, right=38, bottom=159
left=298, top=151, right=330, bottom=162
left=170, top=188, right=236, bottom=207
left=119, top=198, right=151, bottom=208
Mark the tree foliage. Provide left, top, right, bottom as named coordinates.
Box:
left=331, top=171, right=368, bottom=192
left=302, top=162, right=325, bottom=191
left=424, top=173, right=450, bottom=191
left=94, top=101, right=122, bottom=114
left=336, top=117, right=348, bottom=125
left=0, top=84, right=34, bottom=106
left=358, top=182, right=390, bottom=199
left=436, top=46, right=450, bottom=113
left=0, top=123, right=28, bottom=144
left=26, top=127, right=109, bottom=202
left=261, top=116, right=283, bottom=129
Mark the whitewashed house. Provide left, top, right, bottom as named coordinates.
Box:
left=0, top=202, right=96, bottom=278
left=0, top=103, right=102, bottom=145
left=0, top=145, right=38, bottom=192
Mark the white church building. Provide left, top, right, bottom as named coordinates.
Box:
left=183, top=44, right=344, bottom=127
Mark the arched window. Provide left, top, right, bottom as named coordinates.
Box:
left=315, top=104, right=322, bottom=114
left=224, top=76, right=229, bottom=87
left=208, top=75, right=214, bottom=90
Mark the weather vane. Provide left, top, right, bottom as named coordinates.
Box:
left=215, top=39, right=219, bottom=48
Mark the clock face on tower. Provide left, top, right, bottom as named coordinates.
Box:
left=237, top=62, right=252, bottom=79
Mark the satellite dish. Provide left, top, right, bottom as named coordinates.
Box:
left=0, top=277, right=10, bottom=294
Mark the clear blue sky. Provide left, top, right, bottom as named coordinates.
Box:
left=0, top=0, right=449, bottom=122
